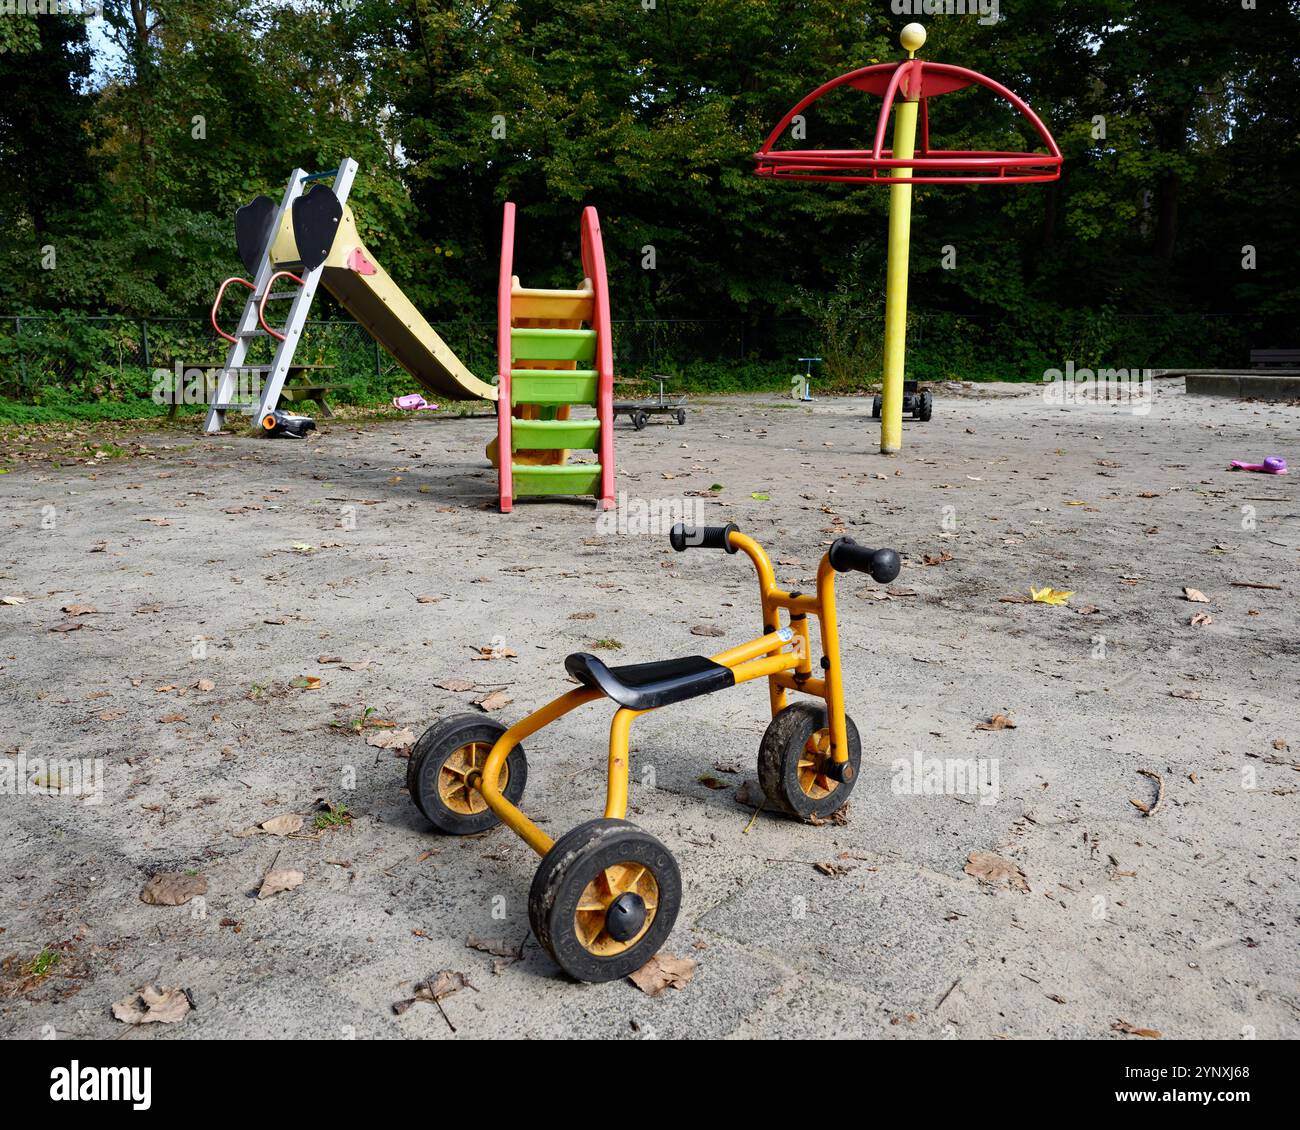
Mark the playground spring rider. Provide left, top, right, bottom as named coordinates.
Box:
left=407, top=524, right=902, bottom=982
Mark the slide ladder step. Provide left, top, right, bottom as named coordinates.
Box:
left=511, top=463, right=602, bottom=497
left=510, top=370, right=598, bottom=406
left=510, top=326, right=596, bottom=364
left=512, top=417, right=600, bottom=452
left=511, top=282, right=594, bottom=324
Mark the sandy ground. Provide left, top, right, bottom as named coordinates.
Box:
left=0, top=379, right=1296, bottom=1040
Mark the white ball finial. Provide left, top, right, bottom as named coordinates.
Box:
left=900, top=23, right=926, bottom=55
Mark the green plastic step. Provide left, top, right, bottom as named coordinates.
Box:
left=512, top=417, right=601, bottom=452
left=510, top=370, right=598, bottom=406
left=511, top=327, right=597, bottom=363
left=511, top=464, right=602, bottom=497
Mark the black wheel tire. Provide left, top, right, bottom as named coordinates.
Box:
left=871, top=395, right=882, bottom=419
left=529, top=818, right=682, bottom=983
left=757, top=701, right=861, bottom=822
left=676, top=409, right=686, bottom=425
left=632, top=410, right=648, bottom=430
left=406, top=713, right=527, bottom=835
left=918, top=390, right=933, bottom=422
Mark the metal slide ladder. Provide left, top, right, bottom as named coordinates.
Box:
left=204, top=159, right=359, bottom=433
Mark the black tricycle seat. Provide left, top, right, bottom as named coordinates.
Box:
left=565, top=652, right=735, bottom=711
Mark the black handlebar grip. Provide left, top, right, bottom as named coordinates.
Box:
left=669, top=523, right=740, bottom=553
left=827, top=537, right=901, bottom=583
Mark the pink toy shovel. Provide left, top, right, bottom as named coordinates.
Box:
left=1229, top=456, right=1288, bottom=474
left=391, top=394, right=438, bottom=411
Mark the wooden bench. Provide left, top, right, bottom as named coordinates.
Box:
left=1250, top=349, right=1300, bottom=369
left=170, top=364, right=340, bottom=419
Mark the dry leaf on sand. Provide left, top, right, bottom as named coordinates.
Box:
left=975, top=713, right=1017, bottom=731
left=257, top=868, right=304, bottom=900
left=259, top=813, right=304, bottom=837
left=435, top=678, right=475, bottom=692
left=1112, top=1018, right=1162, bottom=1038
left=139, top=872, right=207, bottom=906
left=1030, top=586, right=1073, bottom=606
left=475, top=690, right=512, bottom=712
left=964, top=850, right=1029, bottom=891
left=366, top=727, right=416, bottom=750
left=111, top=984, right=193, bottom=1025
left=629, top=954, right=697, bottom=996
left=1183, top=587, right=1210, bottom=603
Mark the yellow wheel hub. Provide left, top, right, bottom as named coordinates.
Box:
left=797, top=728, right=839, bottom=800
left=574, top=863, right=659, bottom=957
left=438, top=741, right=508, bottom=815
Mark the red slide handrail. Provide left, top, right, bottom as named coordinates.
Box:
left=580, top=206, right=615, bottom=511
left=257, top=270, right=305, bottom=342
left=496, top=202, right=517, bottom=513
left=210, top=277, right=255, bottom=343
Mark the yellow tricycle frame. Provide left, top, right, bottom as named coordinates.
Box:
left=468, top=530, right=855, bottom=858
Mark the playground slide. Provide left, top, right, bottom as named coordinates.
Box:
left=224, top=172, right=614, bottom=510
left=269, top=186, right=498, bottom=403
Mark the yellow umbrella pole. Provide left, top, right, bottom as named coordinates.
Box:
left=880, top=23, right=926, bottom=454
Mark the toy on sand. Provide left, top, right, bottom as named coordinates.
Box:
left=406, top=523, right=902, bottom=981
left=1229, top=457, right=1288, bottom=474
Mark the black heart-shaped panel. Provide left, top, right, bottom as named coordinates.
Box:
left=292, top=184, right=343, bottom=271
left=235, top=195, right=276, bottom=276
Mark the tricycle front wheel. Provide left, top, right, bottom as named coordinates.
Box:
left=757, top=701, right=860, bottom=822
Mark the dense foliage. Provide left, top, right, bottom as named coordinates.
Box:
left=1, top=0, right=1296, bottom=405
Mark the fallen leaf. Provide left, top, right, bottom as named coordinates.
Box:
left=194, top=678, right=215, bottom=692
left=257, top=868, right=304, bottom=900
left=628, top=953, right=697, bottom=996
left=394, top=969, right=475, bottom=1013
left=49, top=621, right=83, bottom=633
left=61, top=604, right=97, bottom=616
left=475, top=690, right=512, bottom=712
left=1111, top=1018, right=1162, bottom=1039
left=690, top=624, right=725, bottom=637
left=569, top=611, right=596, bottom=620
left=158, top=712, right=187, bottom=724
left=435, top=678, right=475, bottom=692
left=1169, top=689, right=1202, bottom=701
left=317, top=655, right=343, bottom=665
left=1189, top=611, right=1212, bottom=627
left=1, top=595, right=27, bottom=606
left=923, top=551, right=953, bottom=566
left=814, top=861, right=850, bottom=877
left=1183, top=587, right=1210, bottom=603
left=465, top=935, right=521, bottom=958
left=111, top=985, right=193, bottom=1025
left=259, top=814, right=304, bottom=836
left=415, top=595, right=443, bottom=604
left=1030, top=586, right=1073, bottom=606
left=366, top=727, right=417, bottom=751
left=964, top=850, right=1029, bottom=891
left=473, top=645, right=517, bottom=660
left=975, top=713, right=1017, bottom=731
left=139, top=873, right=207, bottom=906
left=290, top=675, right=322, bottom=690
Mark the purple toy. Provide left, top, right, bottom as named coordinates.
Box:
left=1229, top=457, right=1288, bottom=474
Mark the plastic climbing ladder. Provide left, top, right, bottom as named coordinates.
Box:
left=493, top=204, right=616, bottom=513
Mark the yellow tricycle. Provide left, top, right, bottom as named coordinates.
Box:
left=407, top=523, right=901, bottom=982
